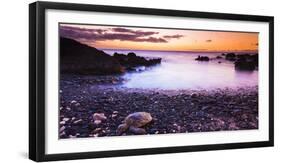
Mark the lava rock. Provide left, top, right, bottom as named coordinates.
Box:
left=225, top=53, right=236, bottom=61
left=195, top=55, right=210, bottom=61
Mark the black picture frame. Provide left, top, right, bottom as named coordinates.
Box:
left=29, top=1, right=274, bottom=162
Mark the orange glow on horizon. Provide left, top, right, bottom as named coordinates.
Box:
left=60, top=24, right=258, bottom=52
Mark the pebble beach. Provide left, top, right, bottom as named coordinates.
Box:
left=59, top=74, right=258, bottom=139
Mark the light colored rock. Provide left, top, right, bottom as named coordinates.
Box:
left=70, top=100, right=81, bottom=107
left=93, top=113, right=107, bottom=121
left=112, top=111, right=119, bottom=118
left=63, top=118, right=70, bottom=122
left=70, top=100, right=77, bottom=104
left=69, top=135, right=77, bottom=138
left=60, top=121, right=65, bottom=125
left=59, top=131, right=65, bottom=137
left=117, top=112, right=152, bottom=135
left=94, top=120, right=102, bottom=125
left=92, top=128, right=102, bottom=134
left=59, top=126, right=65, bottom=132
left=73, top=119, right=82, bottom=124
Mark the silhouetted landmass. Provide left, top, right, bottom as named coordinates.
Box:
left=60, top=37, right=123, bottom=75
left=60, top=37, right=161, bottom=75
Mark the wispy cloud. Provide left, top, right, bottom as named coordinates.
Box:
left=163, top=34, right=184, bottom=39
left=60, top=25, right=184, bottom=43
left=111, top=27, right=159, bottom=36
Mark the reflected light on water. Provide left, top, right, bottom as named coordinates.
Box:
left=104, top=50, right=258, bottom=90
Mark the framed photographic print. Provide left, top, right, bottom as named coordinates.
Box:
left=29, top=1, right=274, bottom=162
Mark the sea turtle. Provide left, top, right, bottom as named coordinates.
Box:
left=117, top=112, right=153, bottom=135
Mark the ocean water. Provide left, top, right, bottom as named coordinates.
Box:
left=104, top=49, right=258, bottom=90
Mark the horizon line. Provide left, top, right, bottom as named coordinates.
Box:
left=100, top=48, right=258, bottom=53
left=61, top=37, right=258, bottom=53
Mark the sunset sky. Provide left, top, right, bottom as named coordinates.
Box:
left=59, top=23, right=258, bottom=52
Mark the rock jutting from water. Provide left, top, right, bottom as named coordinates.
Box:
left=195, top=55, right=210, bottom=61
left=113, top=52, right=162, bottom=71
left=225, top=53, right=236, bottom=61
left=219, top=52, right=258, bottom=71
left=234, top=54, right=258, bottom=71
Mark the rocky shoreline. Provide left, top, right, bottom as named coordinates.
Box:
left=59, top=74, right=258, bottom=139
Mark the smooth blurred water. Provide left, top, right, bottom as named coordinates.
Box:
left=104, top=49, right=258, bottom=90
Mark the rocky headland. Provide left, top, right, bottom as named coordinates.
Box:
left=60, top=37, right=161, bottom=75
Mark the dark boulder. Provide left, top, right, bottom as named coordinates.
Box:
left=127, top=52, right=137, bottom=58
left=236, top=53, right=250, bottom=60
left=113, top=52, right=161, bottom=70
left=60, top=37, right=123, bottom=75
left=250, top=53, right=258, bottom=67
left=195, top=55, right=210, bottom=61
left=225, top=53, right=236, bottom=61
left=234, top=53, right=258, bottom=71
left=235, top=60, right=256, bottom=71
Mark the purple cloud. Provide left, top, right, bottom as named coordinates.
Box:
left=111, top=27, right=159, bottom=36
left=134, top=37, right=167, bottom=43
left=61, top=26, right=108, bottom=34
left=163, top=34, right=184, bottom=39
left=60, top=25, right=182, bottom=43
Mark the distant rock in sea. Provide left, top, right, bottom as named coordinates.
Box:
left=225, top=53, right=236, bottom=61
left=221, top=52, right=258, bottom=71
left=234, top=53, right=258, bottom=71
left=113, top=52, right=161, bottom=71
left=195, top=55, right=210, bottom=61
